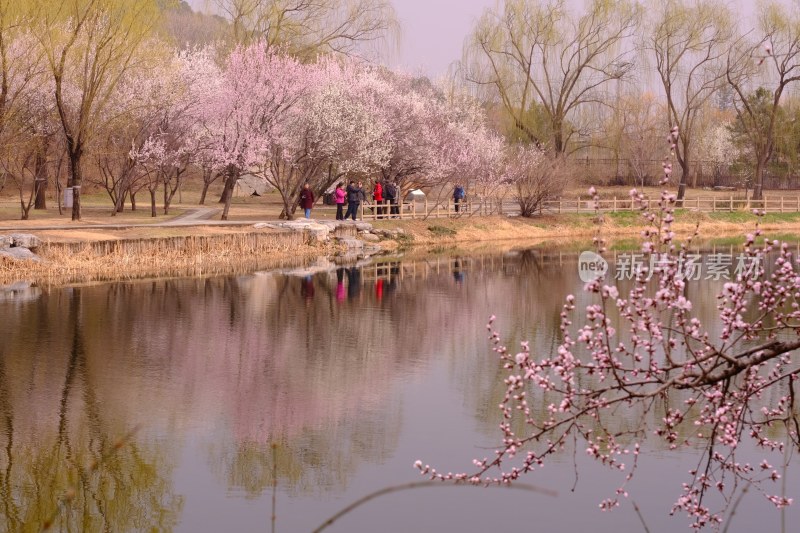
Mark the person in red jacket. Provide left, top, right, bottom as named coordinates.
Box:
left=373, top=181, right=384, bottom=218
left=299, top=183, right=315, bottom=219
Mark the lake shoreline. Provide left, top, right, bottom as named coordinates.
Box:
left=2, top=211, right=798, bottom=287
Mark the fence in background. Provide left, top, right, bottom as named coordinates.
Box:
left=353, top=195, right=800, bottom=220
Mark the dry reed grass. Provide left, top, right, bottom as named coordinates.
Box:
left=0, top=230, right=328, bottom=287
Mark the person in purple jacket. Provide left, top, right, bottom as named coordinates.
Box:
left=334, top=182, right=346, bottom=220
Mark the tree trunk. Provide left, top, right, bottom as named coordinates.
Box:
left=33, top=140, right=48, bottom=210
left=164, top=169, right=183, bottom=215
left=118, top=188, right=127, bottom=213
left=279, top=198, right=295, bottom=220
left=150, top=188, right=157, bottom=217
left=130, top=192, right=137, bottom=211
left=199, top=181, right=210, bottom=205
left=221, top=171, right=237, bottom=220
left=34, top=179, right=47, bottom=209
left=163, top=178, right=168, bottom=215
left=752, top=158, right=765, bottom=201
left=68, top=152, right=82, bottom=221
left=676, top=159, right=690, bottom=206
left=111, top=179, right=127, bottom=216
left=553, top=121, right=565, bottom=155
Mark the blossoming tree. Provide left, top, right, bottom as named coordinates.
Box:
left=263, top=58, right=391, bottom=219
left=131, top=47, right=220, bottom=216
left=200, top=42, right=309, bottom=220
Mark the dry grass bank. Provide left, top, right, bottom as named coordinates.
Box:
left=379, top=211, right=800, bottom=247
left=4, top=209, right=800, bottom=287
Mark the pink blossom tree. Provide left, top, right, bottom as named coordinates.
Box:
left=418, top=129, right=800, bottom=529
left=199, top=42, right=309, bottom=220
left=131, top=47, right=220, bottom=216
left=263, top=58, right=391, bottom=219
left=369, top=71, right=504, bottom=206
left=370, top=72, right=445, bottom=194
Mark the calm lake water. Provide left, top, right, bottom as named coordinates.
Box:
left=2, top=246, right=799, bottom=532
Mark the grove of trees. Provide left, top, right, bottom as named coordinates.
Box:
left=3, top=0, right=800, bottom=219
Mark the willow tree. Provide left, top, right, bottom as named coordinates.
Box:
left=211, top=0, right=399, bottom=60
left=648, top=0, right=734, bottom=202
left=726, top=1, right=800, bottom=201
left=30, top=0, right=159, bottom=220
left=461, top=0, right=641, bottom=155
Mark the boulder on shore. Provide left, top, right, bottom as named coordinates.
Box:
left=0, top=247, right=41, bottom=262
left=10, top=233, right=41, bottom=250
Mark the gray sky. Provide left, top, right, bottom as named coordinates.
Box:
left=389, top=0, right=494, bottom=77
left=187, top=0, right=764, bottom=79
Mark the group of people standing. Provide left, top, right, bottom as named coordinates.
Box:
left=300, top=181, right=466, bottom=220
left=334, top=179, right=400, bottom=221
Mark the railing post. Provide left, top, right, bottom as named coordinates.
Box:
left=577, top=196, right=580, bottom=213
left=613, top=196, right=617, bottom=212
left=730, top=195, right=733, bottom=212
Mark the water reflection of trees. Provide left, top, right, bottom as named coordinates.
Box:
left=0, top=289, right=182, bottom=532
left=2, top=246, right=788, bottom=512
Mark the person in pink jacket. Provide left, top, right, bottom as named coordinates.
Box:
left=334, top=182, right=347, bottom=220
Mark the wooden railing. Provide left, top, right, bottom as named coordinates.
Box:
left=358, top=198, right=511, bottom=220
left=352, top=195, right=800, bottom=220
left=540, top=196, right=800, bottom=214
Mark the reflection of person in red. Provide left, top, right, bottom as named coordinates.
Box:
left=375, top=279, right=384, bottom=300
left=301, top=275, right=315, bottom=299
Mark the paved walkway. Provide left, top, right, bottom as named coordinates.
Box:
left=0, top=208, right=259, bottom=232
